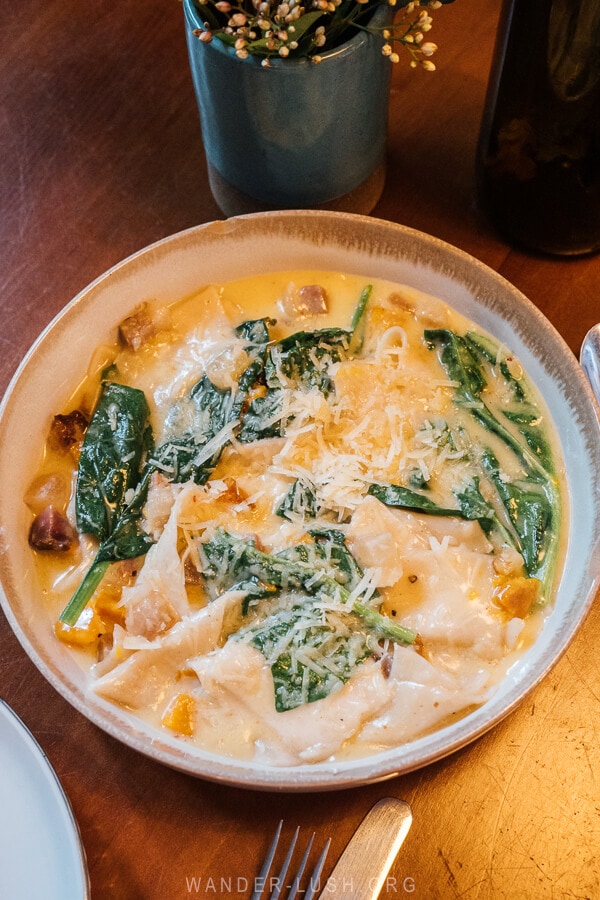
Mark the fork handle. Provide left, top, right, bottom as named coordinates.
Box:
left=317, top=797, right=412, bottom=899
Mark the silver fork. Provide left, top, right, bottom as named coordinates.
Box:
left=250, top=821, right=331, bottom=900
left=250, top=798, right=413, bottom=900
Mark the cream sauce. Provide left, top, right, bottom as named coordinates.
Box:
left=28, top=271, right=565, bottom=764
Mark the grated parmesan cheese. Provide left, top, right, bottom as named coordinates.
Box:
left=36, top=269, right=561, bottom=766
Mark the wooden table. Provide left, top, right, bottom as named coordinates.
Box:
left=1, top=1, right=599, bottom=897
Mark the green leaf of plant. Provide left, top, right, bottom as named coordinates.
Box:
left=286, top=11, right=326, bottom=43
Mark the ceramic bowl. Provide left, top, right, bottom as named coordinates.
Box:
left=1, top=211, right=599, bottom=791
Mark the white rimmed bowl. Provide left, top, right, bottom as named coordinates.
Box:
left=1, top=211, right=599, bottom=791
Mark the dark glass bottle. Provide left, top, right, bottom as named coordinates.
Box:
left=477, top=0, right=600, bottom=256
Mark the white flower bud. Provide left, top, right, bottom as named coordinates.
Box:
left=420, top=41, right=437, bottom=56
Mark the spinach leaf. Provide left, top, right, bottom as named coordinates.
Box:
left=201, top=528, right=325, bottom=595
left=151, top=375, right=242, bottom=484
left=310, top=528, right=365, bottom=588
left=74, top=383, right=151, bottom=539
left=464, top=331, right=555, bottom=473
left=224, top=524, right=408, bottom=712
left=502, top=408, right=555, bottom=474
left=60, top=383, right=154, bottom=626
left=463, top=331, right=526, bottom=399
left=236, top=319, right=285, bottom=442
left=368, top=481, right=498, bottom=537
left=237, top=387, right=284, bottom=443
left=92, top=470, right=155, bottom=563
left=408, top=468, right=429, bottom=490
left=453, top=478, right=496, bottom=536
left=368, top=483, right=469, bottom=519
left=234, top=317, right=273, bottom=346
left=234, top=578, right=280, bottom=616
left=248, top=607, right=372, bottom=712
left=264, top=327, right=351, bottom=395
left=235, top=287, right=372, bottom=441
left=348, top=284, right=372, bottom=354
left=264, top=285, right=372, bottom=395
left=481, top=449, right=555, bottom=576
left=200, top=528, right=417, bottom=645
left=276, top=480, right=320, bottom=520
left=368, top=479, right=508, bottom=546
left=425, top=328, right=561, bottom=594
left=424, top=329, right=486, bottom=403
left=235, top=317, right=274, bottom=397
left=425, top=328, right=551, bottom=478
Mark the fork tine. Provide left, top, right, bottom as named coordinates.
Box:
left=250, top=821, right=283, bottom=900
left=251, top=823, right=331, bottom=900
left=303, top=837, right=331, bottom=900
left=270, top=826, right=300, bottom=900
left=286, top=832, right=314, bottom=900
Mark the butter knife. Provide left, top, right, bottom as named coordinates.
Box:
left=581, top=323, right=600, bottom=405
left=318, top=797, right=412, bottom=899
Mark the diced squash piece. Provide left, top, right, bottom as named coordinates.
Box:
left=161, top=693, right=196, bottom=737
left=55, top=605, right=105, bottom=647
left=493, top=576, right=541, bottom=618
left=93, top=584, right=127, bottom=625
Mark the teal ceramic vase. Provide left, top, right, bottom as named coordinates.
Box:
left=183, top=0, right=392, bottom=215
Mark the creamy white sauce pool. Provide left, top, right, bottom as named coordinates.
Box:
left=28, top=271, right=565, bottom=765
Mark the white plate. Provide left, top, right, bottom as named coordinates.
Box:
left=0, top=210, right=599, bottom=791
left=0, top=700, right=89, bottom=900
